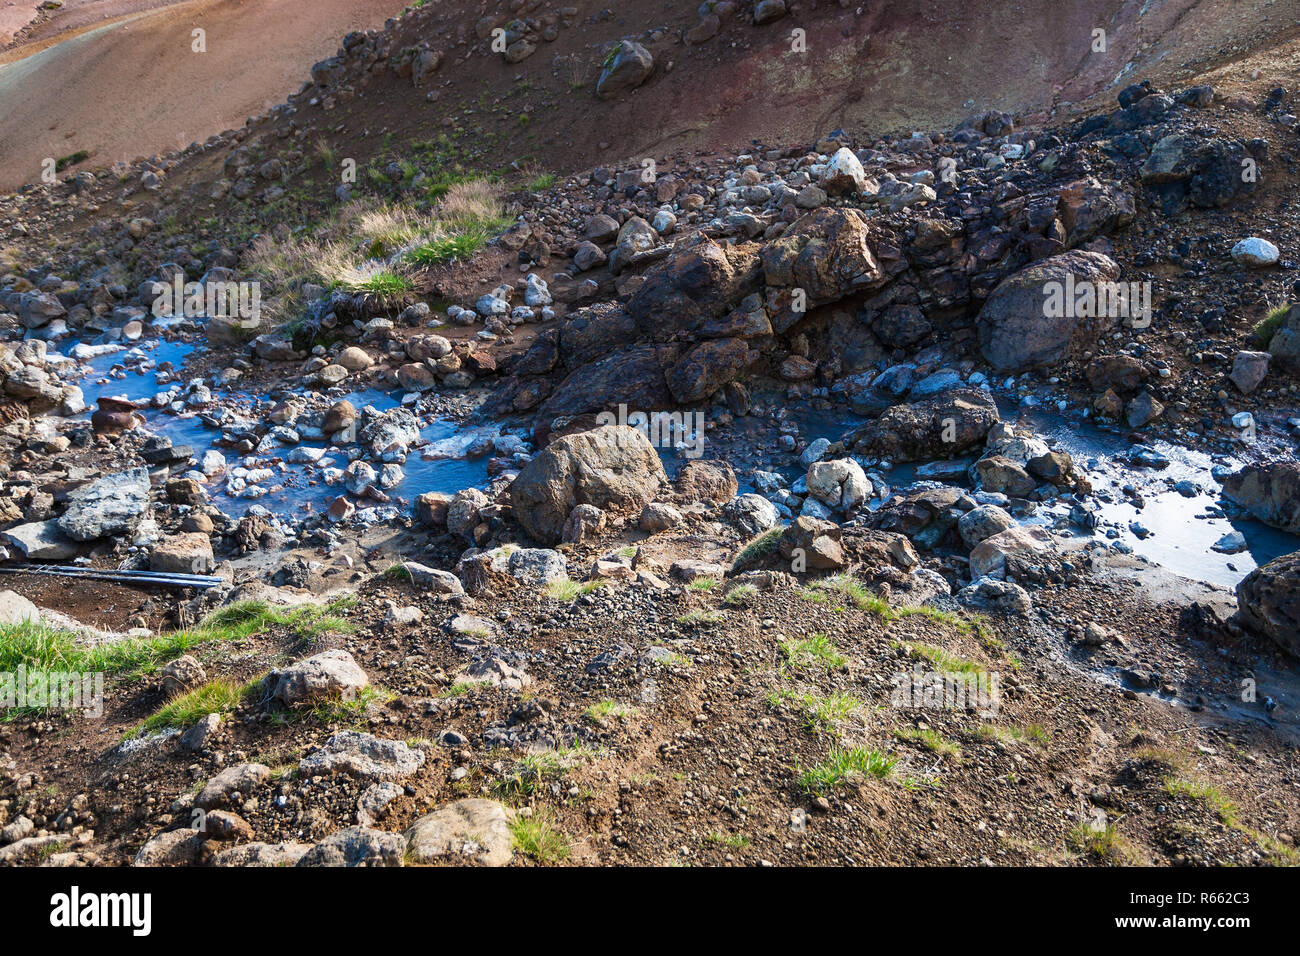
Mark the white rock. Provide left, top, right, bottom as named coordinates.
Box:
left=1231, top=237, right=1280, bottom=267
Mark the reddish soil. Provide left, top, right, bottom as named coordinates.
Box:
left=0, top=0, right=410, bottom=191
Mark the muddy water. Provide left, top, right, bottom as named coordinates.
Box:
left=1012, top=407, right=1297, bottom=590
left=69, top=339, right=1297, bottom=588
left=712, top=398, right=1295, bottom=591
left=72, top=338, right=490, bottom=518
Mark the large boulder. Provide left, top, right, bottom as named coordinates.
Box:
left=958, top=504, right=1016, bottom=549
left=57, top=467, right=151, bottom=541
left=510, top=426, right=666, bottom=544
left=1220, top=462, right=1300, bottom=533
left=558, top=302, right=638, bottom=368
left=778, top=516, right=845, bottom=570
left=596, top=40, right=654, bottom=99
left=608, top=216, right=659, bottom=274
left=969, top=525, right=1053, bottom=579
left=627, top=236, right=762, bottom=340
left=16, top=292, right=67, bottom=329
left=358, top=407, right=421, bottom=458
left=974, top=456, right=1036, bottom=497
left=674, top=459, right=738, bottom=503
left=506, top=548, right=568, bottom=586
left=866, top=486, right=967, bottom=550
left=1055, top=177, right=1135, bottom=246
left=665, top=337, right=752, bottom=403
left=150, top=532, right=215, bottom=574
left=848, top=389, right=999, bottom=462
left=724, top=494, right=779, bottom=535
left=1236, top=550, right=1300, bottom=657
left=2, top=520, right=78, bottom=559
left=534, top=345, right=675, bottom=439
left=976, top=251, right=1123, bottom=371
left=761, top=208, right=886, bottom=333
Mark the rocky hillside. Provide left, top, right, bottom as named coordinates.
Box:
left=0, top=0, right=1297, bottom=870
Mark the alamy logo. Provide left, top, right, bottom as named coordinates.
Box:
left=596, top=403, right=706, bottom=459
left=50, top=886, right=151, bottom=936
left=1042, top=275, right=1151, bottom=328
left=151, top=275, right=261, bottom=323
left=1, top=664, right=103, bottom=717
left=890, top=664, right=1000, bottom=717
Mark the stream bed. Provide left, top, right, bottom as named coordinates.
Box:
left=67, top=336, right=1298, bottom=591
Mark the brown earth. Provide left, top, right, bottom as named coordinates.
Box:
left=0, top=0, right=410, bottom=191
left=7, top=0, right=1300, bottom=197
left=2, top=525, right=1296, bottom=867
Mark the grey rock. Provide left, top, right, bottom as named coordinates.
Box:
left=296, top=826, right=405, bottom=867
left=405, top=799, right=515, bottom=866
left=298, top=730, right=426, bottom=780
left=57, top=467, right=151, bottom=541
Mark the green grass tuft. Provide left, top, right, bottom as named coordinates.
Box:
left=733, top=527, right=783, bottom=568
left=1252, top=302, right=1291, bottom=346
left=509, top=810, right=570, bottom=863
left=0, top=600, right=352, bottom=694
left=895, top=727, right=961, bottom=757
left=779, top=633, right=847, bottom=673
left=544, top=577, right=605, bottom=601
left=127, top=678, right=262, bottom=739
left=797, top=746, right=897, bottom=793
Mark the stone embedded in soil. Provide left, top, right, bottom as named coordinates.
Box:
left=357, top=782, right=402, bottom=827
left=132, top=829, right=203, bottom=867
left=195, top=762, right=271, bottom=811
left=0, top=589, right=41, bottom=626
left=212, top=842, right=312, bottom=867
left=460, top=654, right=530, bottom=690
left=160, top=655, right=206, bottom=697
left=1229, top=350, right=1270, bottom=394
left=202, top=810, right=255, bottom=842
left=271, top=649, right=369, bottom=708
left=404, top=799, right=515, bottom=867
left=295, top=826, right=405, bottom=868
left=669, top=559, right=727, bottom=582
left=298, top=730, right=426, bottom=780
left=150, top=532, right=215, bottom=574
left=180, top=712, right=221, bottom=752
left=639, top=501, right=685, bottom=533
left=1235, top=550, right=1300, bottom=657
left=398, top=561, right=464, bottom=595
left=506, top=547, right=568, bottom=586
